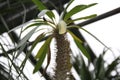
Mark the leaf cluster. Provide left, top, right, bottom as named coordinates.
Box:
left=0, top=0, right=120, bottom=80
left=72, top=50, right=120, bottom=80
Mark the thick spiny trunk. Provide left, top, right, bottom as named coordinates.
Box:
left=53, top=30, right=73, bottom=80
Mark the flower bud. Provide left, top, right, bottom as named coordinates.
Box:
left=58, top=20, right=67, bottom=34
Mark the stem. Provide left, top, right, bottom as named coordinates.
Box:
left=53, top=30, right=73, bottom=80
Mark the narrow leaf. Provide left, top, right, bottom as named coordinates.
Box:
left=95, top=54, right=105, bottom=79
left=32, top=0, right=55, bottom=20
left=68, top=30, right=82, bottom=43
left=23, top=22, right=45, bottom=31
left=30, top=33, right=45, bottom=54
left=16, top=42, right=27, bottom=58
left=68, top=26, right=110, bottom=50
left=61, top=0, right=74, bottom=19
left=32, top=0, right=46, bottom=10
left=105, top=57, right=120, bottom=77
left=87, top=3, right=97, bottom=8
left=33, top=50, right=46, bottom=73
left=67, top=14, right=97, bottom=24
left=64, top=3, right=97, bottom=21
left=8, top=21, right=41, bottom=33
left=80, top=55, right=92, bottom=80
left=46, top=11, right=55, bottom=20
left=66, top=0, right=74, bottom=10
left=64, top=5, right=86, bottom=21
left=33, top=36, right=52, bottom=73
left=44, top=46, right=51, bottom=74
left=80, top=27, right=109, bottom=49
left=20, top=33, right=45, bottom=68
left=76, top=41, right=91, bottom=60
left=17, top=27, right=38, bottom=49
left=68, top=30, right=91, bottom=60
left=35, top=36, right=52, bottom=59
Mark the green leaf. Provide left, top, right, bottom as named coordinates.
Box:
left=61, top=0, right=74, bottom=19
left=32, top=0, right=55, bottom=20
left=44, top=46, right=51, bottom=73
left=30, top=33, right=45, bottom=54
left=68, top=26, right=108, bottom=50
left=16, top=42, right=27, bottom=58
left=80, top=27, right=109, bottom=49
left=105, top=57, right=120, bottom=77
left=68, top=30, right=82, bottom=43
left=20, top=33, right=45, bottom=68
left=65, top=0, right=74, bottom=10
left=8, top=21, right=44, bottom=33
left=17, top=27, right=38, bottom=49
left=67, top=14, right=97, bottom=24
left=68, top=30, right=91, bottom=60
left=33, top=50, right=46, bottom=73
left=23, top=22, right=45, bottom=31
left=80, top=55, right=92, bottom=80
left=33, top=36, right=52, bottom=73
left=64, top=3, right=97, bottom=21
left=95, top=54, right=105, bottom=79
left=35, top=36, right=52, bottom=59
left=46, top=11, right=55, bottom=20
left=32, top=0, right=46, bottom=10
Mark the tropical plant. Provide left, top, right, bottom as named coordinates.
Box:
left=11, top=0, right=98, bottom=79
left=1, top=0, right=120, bottom=80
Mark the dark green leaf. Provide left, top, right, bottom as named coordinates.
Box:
left=46, top=11, right=55, bottom=20
left=32, top=0, right=55, bottom=20
left=44, top=46, right=51, bottom=74
left=33, top=49, right=47, bottom=73
left=35, top=36, right=52, bottom=59
left=76, top=41, right=91, bottom=60
left=68, top=30, right=82, bottom=43
left=33, top=36, right=52, bottom=73
left=68, top=30, right=91, bottom=60
left=30, top=33, right=45, bottom=55
left=65, top=0, right=74, bottom=10
left=62, top=0, right=74, bottom=19
left=105, top=57, right=120, bottom=77
left=80, top=55, right=92, bottom=80
left=64, top=3, right=97, bottom=21
left=64, top=5, right=86, bottom=21
left=95, top=54, right=105, bottom=79
left=32, top=0, right=46, bottom=10
left=67, top=14, right=97, bottom=24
